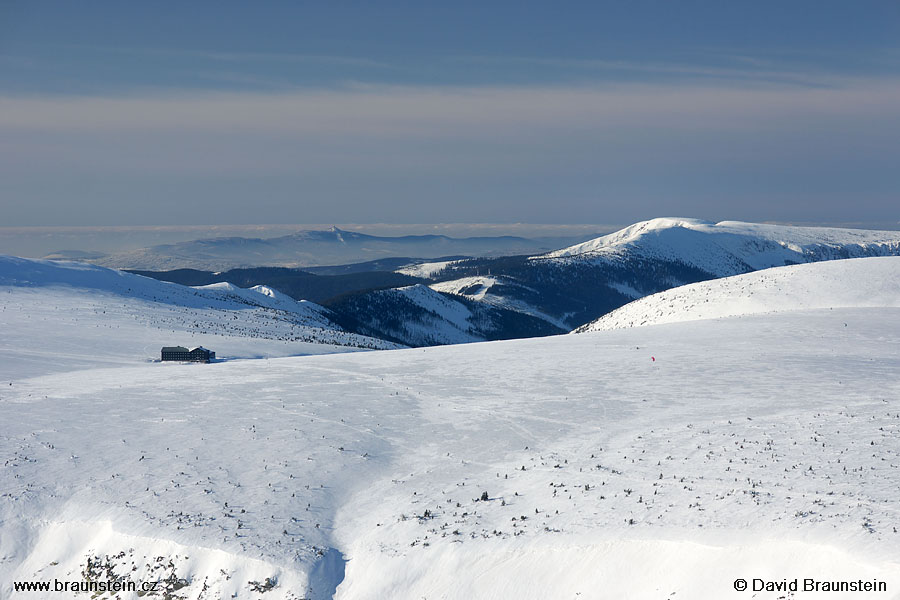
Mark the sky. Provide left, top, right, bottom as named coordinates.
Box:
left=1, top=1, right=899, bottom=227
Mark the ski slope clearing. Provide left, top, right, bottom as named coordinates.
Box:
left=539, top=217, right=900, bottom=276
left=430, top=275, right=570, bottom=329
left=3, top=288, right=900, bottom=597
left=0, top=256, right=396, bottom=379
left=395, top=259, right=460, bottom=278
left=578, top=256, right=900, bottom=332
left=375, top=283, right=481, bottom=345
left=325, top=283, right=563, bottom=347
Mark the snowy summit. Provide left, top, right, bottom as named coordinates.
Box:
left=540, top=217, right=900, bottom=276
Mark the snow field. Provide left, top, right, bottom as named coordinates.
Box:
left=580, top=256, right=900, bottom=332
left=3, top=255, right=900, bottom=598
left=339, top=537, right=898, bottom=600
left=4, top=307, right=900, bottom=598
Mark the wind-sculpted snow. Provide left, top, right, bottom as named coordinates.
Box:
left=3, top=272, right=900, bottom=597
left=577, top=256, right=900, bottom=332
left=539, top=217, right=900, bottom=276
left=0, top=256, right=397, bottom=378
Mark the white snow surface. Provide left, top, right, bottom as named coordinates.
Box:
left=0, top=256, right=396, bottom=378
left=3, top=255, right=900, bottom=599
left=578, top=256, right=900, bottom=332
left=537, top=217, right=900, bottom=276
left=429, top=275, right=500, bottom=301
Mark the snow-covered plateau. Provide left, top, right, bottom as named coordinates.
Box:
left=2, top=256, right=900, bottom=599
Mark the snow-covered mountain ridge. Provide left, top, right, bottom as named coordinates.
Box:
left=538, top=217, right=900, bottom=276
left=0, top=255, right=396, bottom=378
left=386, top=219, right=900, bottom=337
left=324, top=283, right=564, bottom=346
left=120, top=219, right=900, bottom=346
left=2, top=256, right=329, bottom=318
left=429, top=275, right=571, bottom=329
left=577, top=256, right=900, bottom=332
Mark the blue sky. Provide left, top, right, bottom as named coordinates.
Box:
left=1, top=1, right=899, bottom=226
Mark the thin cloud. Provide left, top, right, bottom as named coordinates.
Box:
left=447, top=55, right=857, bottom=88
left=46, top=43, right=395, bottom=69
left=1, top=77, right=897, bottom=224
left=189, top=70, right=307, bottom=91
left=2, top=78, right=899, bottom=136
left=189, top=50, right=393, bottom=69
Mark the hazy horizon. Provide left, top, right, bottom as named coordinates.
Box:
left=3, top=218, right=900, bottom=259
left=1, top=2, right=898, bottom=227
left=0, top=222, right=614, bottom=258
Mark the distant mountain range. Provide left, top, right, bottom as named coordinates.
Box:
left=127, top=218, right=900, bottom=347
left=77, top=227, right=599, bottom=271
